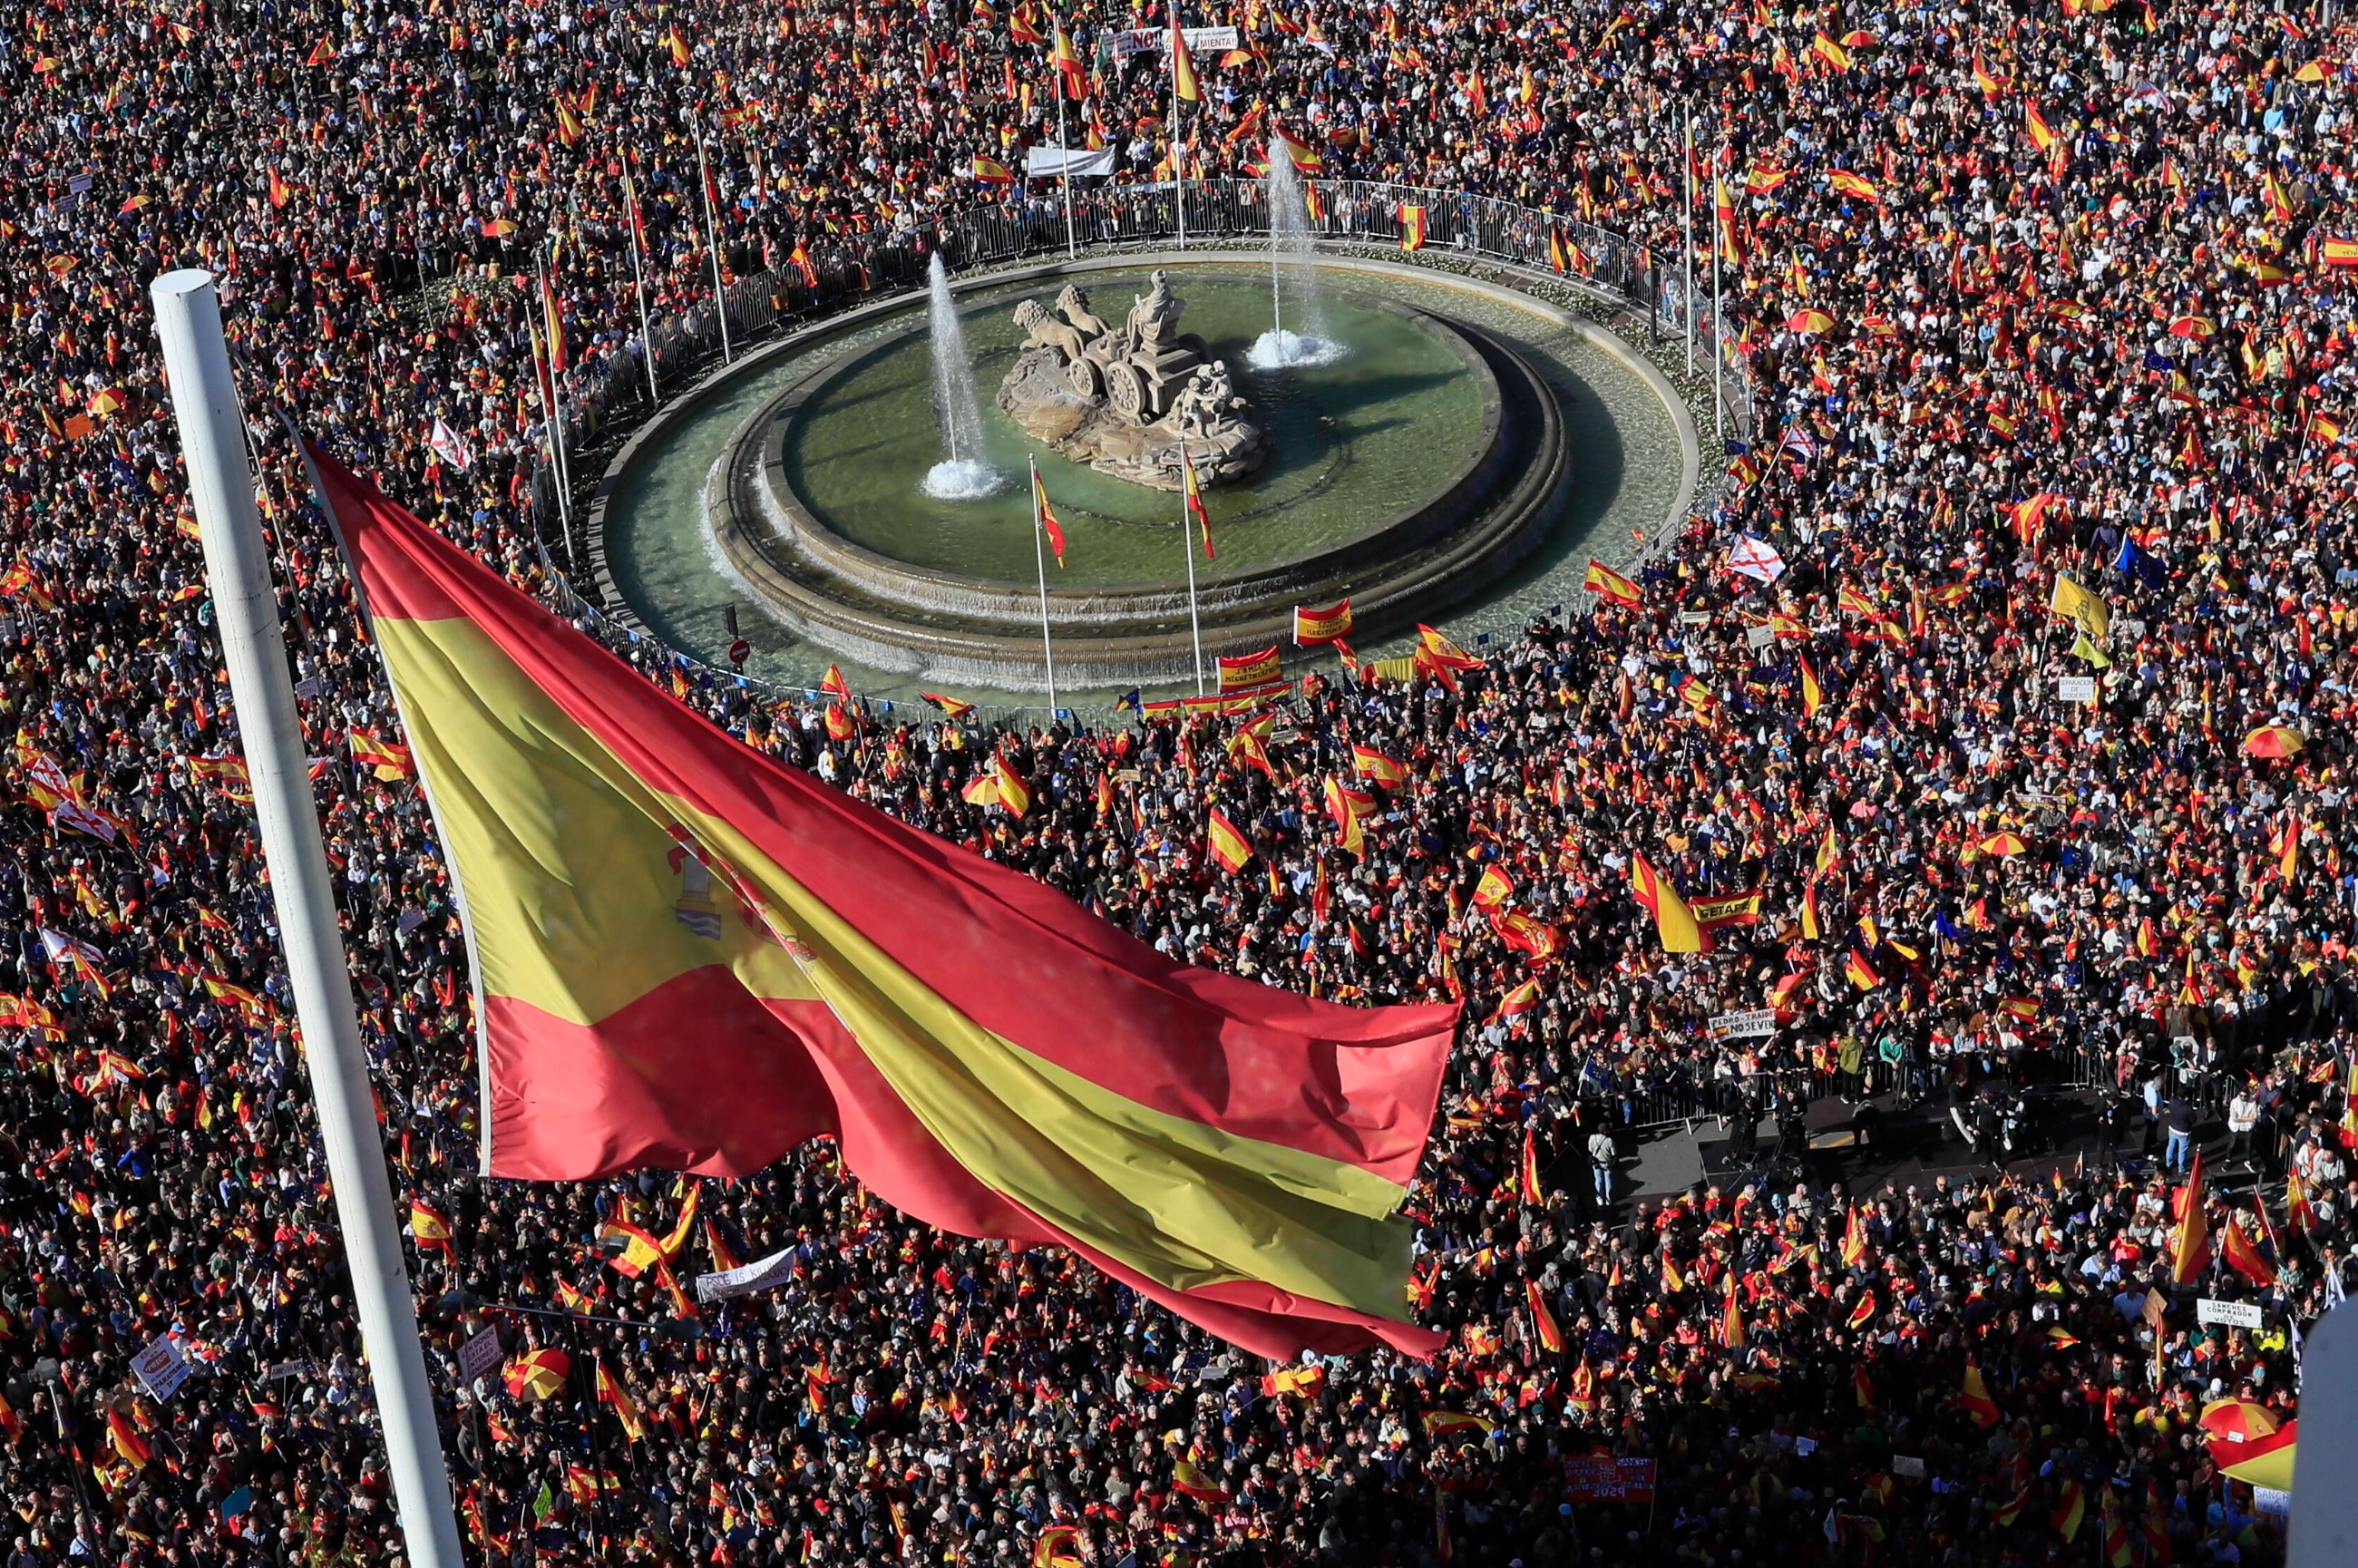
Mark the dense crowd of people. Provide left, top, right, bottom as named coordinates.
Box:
left=5, top=2, right=2358, bottom=1567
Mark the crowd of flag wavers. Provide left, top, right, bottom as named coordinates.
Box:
left=7, top=1, right=2358, bottom=1567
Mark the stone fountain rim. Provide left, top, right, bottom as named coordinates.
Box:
left=581, top=246, right=1701, bottom=664
left=751, top=275, right=1503, bottom=603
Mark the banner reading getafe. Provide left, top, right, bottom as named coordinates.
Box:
left=302, top=443, right=1457, bottom=1361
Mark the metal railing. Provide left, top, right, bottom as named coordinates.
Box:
left=520, top=177, right=1750, bottom=726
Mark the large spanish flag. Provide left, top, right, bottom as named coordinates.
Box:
left=302, top=444, right=1454, bottom=1359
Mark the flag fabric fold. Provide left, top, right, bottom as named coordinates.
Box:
left=301, top=443, right=1457, bottom=1359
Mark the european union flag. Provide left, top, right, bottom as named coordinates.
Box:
left=1114, top=688, right=1143, bottom=716
left=2113, top=533, right=2167, bottom=591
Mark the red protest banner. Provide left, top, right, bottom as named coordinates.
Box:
left=1562, top=1456, right=1656, bottom=1504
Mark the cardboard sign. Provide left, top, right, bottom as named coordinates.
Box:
left=1892, top=1456, right=1926, bottom=1478
left=2197, top=1298, right=2265, bottom=1329
left=457, top=1326, right=504, bottom=1387
left=1709, top=1008, right=1779, bottom=1041
left=2055, top=675, right=2098, bottom=705
left=132, top=1335, right=194, bottom=1400
left=1563, top=1456, right=1656, bottom=1504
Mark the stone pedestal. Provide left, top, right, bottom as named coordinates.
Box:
left=997, top=348, right=1264, bottom=490
left=995, top=270, right=1266, bottom=491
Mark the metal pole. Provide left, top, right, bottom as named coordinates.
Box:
left=1171, top=15, right=1187, bottom=250
left=149, top=269, right=463, bottom=1568
left=1711, top=200, right=1725, bottom=453
left=1682, top=110, right=1695, bottom=377
left=623, top=156, right=660, bottom=405
left=524, top=280, right=578, bottom=575
left=1182, top=441, right=1203, bottom=696
left=692, top=119, right=734, bottom=365
left=1056, top=34, right=1077, bottom=260
left=1172, top=91, right=1186, bottom=248
left=1030, top=455, right=1058, bottom=715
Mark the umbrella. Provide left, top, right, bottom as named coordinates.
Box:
left=1785, top=308, right=1837, bottom=336
left=2199, top=1399, right=2281, bottom=1444
left=1975, top=833, right=2028, bottom=857
left=1840, top=28, right=1876, bottom=46
left=2243, top=725, right=2305, bottom=758
left=2211, top=1418, right=2297, bottom=1491
left=2168, top=315, right=2217, bottom=339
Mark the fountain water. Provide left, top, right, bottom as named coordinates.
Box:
left=1249, top=140, right=1347, bottom=370
left=920, top=254, right=1001, bottom=499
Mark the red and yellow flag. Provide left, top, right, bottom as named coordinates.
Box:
left=303, top=444, right=1456, bottom=1359
left=352, top=728, right=414, bottom=779
left=1352, top=745, right=1407, bottom=788
left=1628, top=854, right=1703, bottom=953
left=1030, top=467, right=1067, bottom=565
left=2050, top=1477, right=2086, bottom=1544
left=1051, top=15, right=1086, bottom=98
left=1525, top=1278, right=1563, bottom=1352
left=2025, top=103, right=2058, bottom=154
left=1205, top=808, right=1254, bottom=873
left=1217, top=646, right=1281, bottom=692
left=1294, top=597, right=1354, bottom=645
left=1582, top=558, right=1641, bottom=608
left=1183, top=446, right=1213, bottom=559
left=108, top=1407, right=152, bottom=1466
left=1959, top=1360, right=2001, bottom=1427
left=409, top=1198, right=454, bottom=1255
left=595, top=1359, right=647, bottom=1440
left=2170, top=1150, right=2212, bottom=1283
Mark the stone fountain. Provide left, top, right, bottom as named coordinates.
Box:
left=995, top=269, right=1267, bottom=491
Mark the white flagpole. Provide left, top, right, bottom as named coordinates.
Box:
left=1056, top=21, right=1077, bottom=259
left=692, top=117, right=734, bottom=364
left=1030, top=455, right=1058, bottom=714
left=1171, top=12, right=1187, bottom=249
left=535, top=253, right=580, bottom=578
left=524, top=307, right=579, bottom=577
left=1182, top=443, right=1203, bottom=696
left=149, top=269, right=463, bottom=1568
left=1711, top=145, right=1725, bottom=454
left=623, top=155, right=661, bottom=405
left=1682, top=110, right=1696, bottom=377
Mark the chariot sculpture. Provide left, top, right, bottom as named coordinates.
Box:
left=997, top=271, right=1266, bottom=490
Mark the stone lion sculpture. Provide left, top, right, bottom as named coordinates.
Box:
left=1054, top=285, right=1111, bottom=341
left=1014, top=298, right=1093, bottom=365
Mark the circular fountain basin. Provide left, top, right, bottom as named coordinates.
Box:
left=713, top=268, right=1564, bottom=687
left=591, top=253, right=1698, bottom=705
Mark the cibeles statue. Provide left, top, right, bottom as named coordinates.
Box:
left=999, top=271, right=1267, bottom=491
